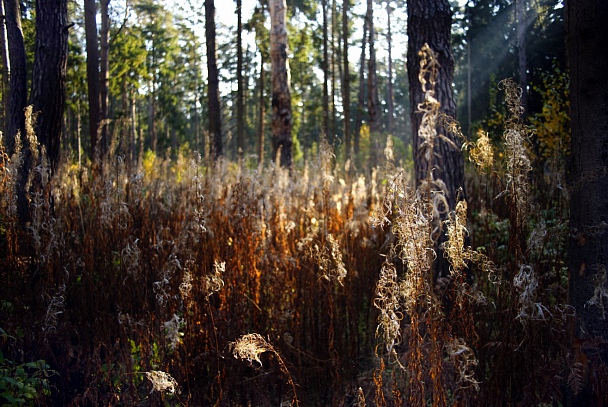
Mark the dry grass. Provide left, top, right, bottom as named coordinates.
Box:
left=0, top=50, right=574, bottom=406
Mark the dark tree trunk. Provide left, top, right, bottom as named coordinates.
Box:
left=366, top=0, right=380, bottom=135
left=386, top=3, right=395, bottom=134
left=0, top=0, right=9, bottom=131
left=84, top=0, right=100, bottom=158
left=322, top=0, right=329, bottom=138
left=353, top=21, right=367, bottom=159
left=3, top=0, right=27, bottom=156
left=130, top=88, right=137, bottom=166
left=236, top=0, right=244, bottom=160
left=330, top=0, right=337, bottom=142
left=258, top=52, right=265, bottom=165
left=29, top=0, right=69, bottom=174
left=205, top=0, right=222, bottom=159
left=269, top=0, right=292, bottom=168
left=407, top=0, right=464, bottom=206
left=100, top=0, right=110, bottom=156
left=406, top=0, right=465, bottom=277
left=566, top=1, right=608, bottom=405
left=341, top=0, right=350, bottom=158
left=516, top=0, right=527, bottom=111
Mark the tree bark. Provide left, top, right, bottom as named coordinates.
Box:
left=407, top=0, right=463, bottom=206
left=29, top=0, right=69, bottom=174
left=386, top=3, right=395, bottom=135
left=566, top=0, right=608, bottom=404
left=84, top=0, right=101, bottom=159
left=516, top=0, right=527, bottom=111
left=3, top=0, right=27, bottom=156
left=236, top=0, right=244, bottom=160
left=258, top=52, right=265, bottom=164
left=269, top=0, right=292, bottom=168
left=341, top=0, right=350, bottom=159
left=407, top=0, right=465, bottom=278
left=322, top=0, right=329, bottom=138
left=205, top=0, right=222, bottom=159
left=353, top=20, right=367, bottom=159
left=366, top=0, right=380, bottom=135
left=0, top=0, right=9, bottom=132
left=100, top=0, right=110, bottom=156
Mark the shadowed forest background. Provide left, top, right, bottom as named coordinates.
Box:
left=1, top=0, right=607, bottom=405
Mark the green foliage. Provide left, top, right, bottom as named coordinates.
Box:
left=529, top=65, right=570, bottom=162
left=0, top=329, right=54, bottom=406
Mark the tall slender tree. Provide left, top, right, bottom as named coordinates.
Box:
left=341, top=0, right=351, bottom=158
left=366, top=0, right=380, bottom=135
left=3, top=0, right=27, bottom=156
left=407, top=0, right=465, bottom=276
left=236, top=0, right=244, bottom=160
left=205, top=0, right=222, bottom=158
left=0, top=0, right=9, bottom=130
left=84, top=0, right=101, bottom=158
left=566, top=0, right=608, bottom=404
left=516, top=0, right=527, bottom=110
left=29, top=0, right=69, bottom=174
left=386, top=2, right=395, bottom=134
left=353, top=20, right=367, bottom=158
left=99, top=0, right=110, bottom=155
left=321, top=0, right=329, bottom=138
left=269, top=0, right=292, bottom=167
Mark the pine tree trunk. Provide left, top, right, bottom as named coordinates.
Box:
left=0, top=0, right=10, bottom=131
left=29, top=0, right=69, bottom=174
left=341, top=0, right=351, bottom=158
left=236, top=0, right=244, bottom=160
left=353, top=21, right=367, bottom=159
left=406, top=0, right=465, bottom=278
left=130, top=88, right=137, bottom=166
left=258, top=52, right=265, bottom=165
left=566, top=1, right=608, bottom=404
left=269, top=0, right=292, bottom=168
left=366, top=0, right=381, bottom=169
left=386, top=3, right=395, bottom=135
left=516, top=0, right=527, bottom=111
left=4, top=0, right=27, bottom=156
left=100, top=0, right=110, bottom=156
left=206, top=0, right=222, bottom=159
left=407, top=0, right=463, bottom=205
left=84, top=0, right=100, bottom=158
left=322, top=0, right=329, bottom=138
left=330, top=0, right=337, bottom=142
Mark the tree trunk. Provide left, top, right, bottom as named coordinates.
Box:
left=269, top=0, right=292, bottom=168
left=566, top=1, right=608, bottom=404
left=100, top=0, right=110, bottom=156
left=205, top=0, right=222, bottom=159
left=236, top=0, right=244, bottom=160
left=29, top=0, right=69, bottom=174
left=3, top=0, right=27, bottom=156
left=407, top=0, right=465, bottom=277
left=258, top=52, right=265, bottom=165
left=366, top=0, right=380, bottom=136
left=130, top=88, right=137, bottom=166
left=148, top=89, right=156, bottom=153
left=330, top=0, right=337, bottom=142
left=386, top=3, right=395, bottom=135
left=0, top=0, right=10, bottom=132
left=516, top=0, right=527, bottom=111
left=322, top=0, right=329, bottom=138
left=84, top=0, right=100, bottom=159
left=341, top=0, right=350, bottom=159
left=353, top=20, right=367, bottom=159
left=407, top=0, right=463, bottom=204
